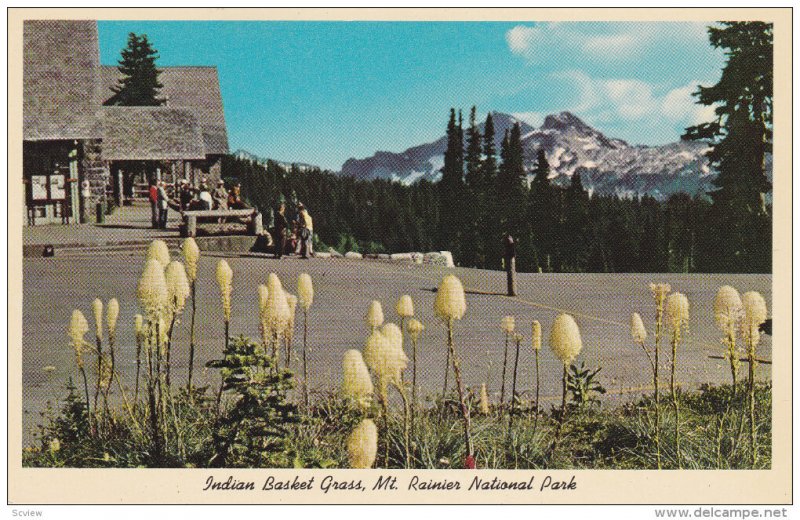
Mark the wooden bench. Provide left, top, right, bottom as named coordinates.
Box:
left=180, top=208, right=263, bottom=238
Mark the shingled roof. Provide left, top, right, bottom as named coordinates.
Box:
left=23, top=20, right=104, bottom=140
left=101, top=107, right=206, bottom=161
left=101, top=66, right=229, bottom=155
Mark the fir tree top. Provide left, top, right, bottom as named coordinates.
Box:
left=106, top=33, right=165, bottom=106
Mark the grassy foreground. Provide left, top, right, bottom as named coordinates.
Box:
left=24, top=344, right=771, bottom=470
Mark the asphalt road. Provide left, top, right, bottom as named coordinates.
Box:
left=21, top=249, right=772, bottom=445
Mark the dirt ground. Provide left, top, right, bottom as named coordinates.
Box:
left=21, top=248, right=772, bottom=445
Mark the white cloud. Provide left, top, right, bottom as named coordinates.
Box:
left=552, top=70, right=716, bottom=129
left=505, top=22, right=713, bottom=64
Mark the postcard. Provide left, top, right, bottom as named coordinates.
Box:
left=8, top=7, right=792, bottom=506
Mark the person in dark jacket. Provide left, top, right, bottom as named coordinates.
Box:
left=273, top=202, right=289, bottom=259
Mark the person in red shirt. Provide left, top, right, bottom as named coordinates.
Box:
left=148, top=180, right=159, bottom=228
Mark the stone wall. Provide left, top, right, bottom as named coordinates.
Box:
left=81, top=139, right=109, bottom=204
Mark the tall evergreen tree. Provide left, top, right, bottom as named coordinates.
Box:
left=106, top=33, right=165, bottom=106
left=464, top=107, right=482, bottom=189
left=683, top=22, right=772, bottom=273
left=562, top=173, right=590, bottom=271
left=439, top=109, right=465, bottom=256
left=528, top=149, right=558, bottom=271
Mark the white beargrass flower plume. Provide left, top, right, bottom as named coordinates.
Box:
left=434, top=274, right=473, bottom=467
left=631, top=312, right=647, bottom=345
left=106, top=299, right=119, bottom=339
left=165, top=261, right=190, bottom=315
left=92, top=299, right=104, bottom=340
left=714, top=285, right=743, bottom=389
left=348, top=419, right=378, bottom=469
left=181, top=238, right=200, bottom=283
left=68, top=310, right=89, bottom=368
left=396, top=295, right=414, bottom=318
left=741, top=290, right=768, bottom=467
left=434, top=275, right=466, bottom=321
left=501, top=316, right=515, bottom=334
left=215, top=260, right=233, bottom=324
left=342, top=349, right=373, bottom=409
left=265, top=273, right=290, bottom=365
left=298, top=273, right=314, bottom=311
left=531, top=321, right=542, bottom=351
left=366, top=300, right=384, bottom=330
left=138, top=259, right=168, bottom=320
left=550, top=314, right=582, bottom=367
left=146, top=239, right=171, bottom=268
left=666, top=291, right=689, bottom=468
left=407, top=318, right=424, bottom=341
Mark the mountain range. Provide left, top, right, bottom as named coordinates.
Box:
left=339, top=111, right=719, bottom=201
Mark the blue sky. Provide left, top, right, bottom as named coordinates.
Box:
left=98, top=21, right=725, bottom=170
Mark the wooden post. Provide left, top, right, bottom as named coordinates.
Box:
left=116, top=168, right=124, bottom=208
left=504, top=234, right=517, bottom=297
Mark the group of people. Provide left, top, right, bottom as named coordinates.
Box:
left=272, top=202, right=314, bottom=259
left=148, top=178, right=250, bottom=229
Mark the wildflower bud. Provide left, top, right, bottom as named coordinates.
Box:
left=215, top=260, right=233, bottom=322
left=631, top=312, right=647, bottom=344
left=666, top=292, right=690, bottom=334
left=531, top=320, right=542, bottom=351
left=741, top=291, right=768, bottom=346
left=49, top=438, right=61, bottom=453
left=137, top=259, right=168, bottom=320
left=298, top=273, right=314, bottom=311
left=342, top=349, right=373, bottom=407
left=396, top=295, right=414, bottom=318
left=68, top=310, right=89, bottom=367
left=92, top=298, right=103, bottom=339
left=165, top=261, right=190, bottom=314
left=134, top=314, right=144, bottom=340
left=501, top=316, right=515, bottom=334
left=479, top=383, right=490, bottom=414
left=714, top=286, right=742, bottom=332
left=106, top=298, right=119, bottom=338
left=649, top=283, right=671, bottom=307
left=181, top=238, right=200, bottom=283
left=146, top=239, right=171, bottom=268
left=407, top=318, right=425, bottom=341
left=347, top=419, right=378, bottom=469
left=434, top=275, right=466, bottom=321
left=266, top=273, right=290, bottom=334
left=550, top=313, right=583, bottom=366
left=366, top=300, right=384, bottom=329
left=285, top=292, right=298, bottom=341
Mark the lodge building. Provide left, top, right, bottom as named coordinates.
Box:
left=23, top=20, right=229, bottom=225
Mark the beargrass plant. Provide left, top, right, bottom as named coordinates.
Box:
left=164, top=261, right=190, bottom=390
left=666, top=292, right=689, bottom=468
left=407, top=317, right=424, bottom=436
left=265, top=274, right=290, bottom=368
left=531, top=320, right=542, bottom=434
left=508, top=332, right=524, bottom=440
left=434, top=275, right=473, bottom=468
left=741, top=291, right=767, bottom=467
left=549, top=313, right=583, bottom=456
left=500, top=315, right=515, bottom=406
left=648, top=282, right=671, bottom=469
left=348, top=418, right=378, bottom=468
left=182, top=238, right=200, bottom=391
left=298, top=273, right=314, bottom=406
left=68, top=310, right=91, bottom=423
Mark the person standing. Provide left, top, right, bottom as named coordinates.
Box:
left=297, top=202, right=314, bottom=259
left=157, top=181, right=169, bottom=229
left=212, top=180, right=228, bottom=210
left=273, top=202, right=289, bottom=259
left=227, top=183, right=248, bottom=210
left=149, top=180, right=159, bottom=228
